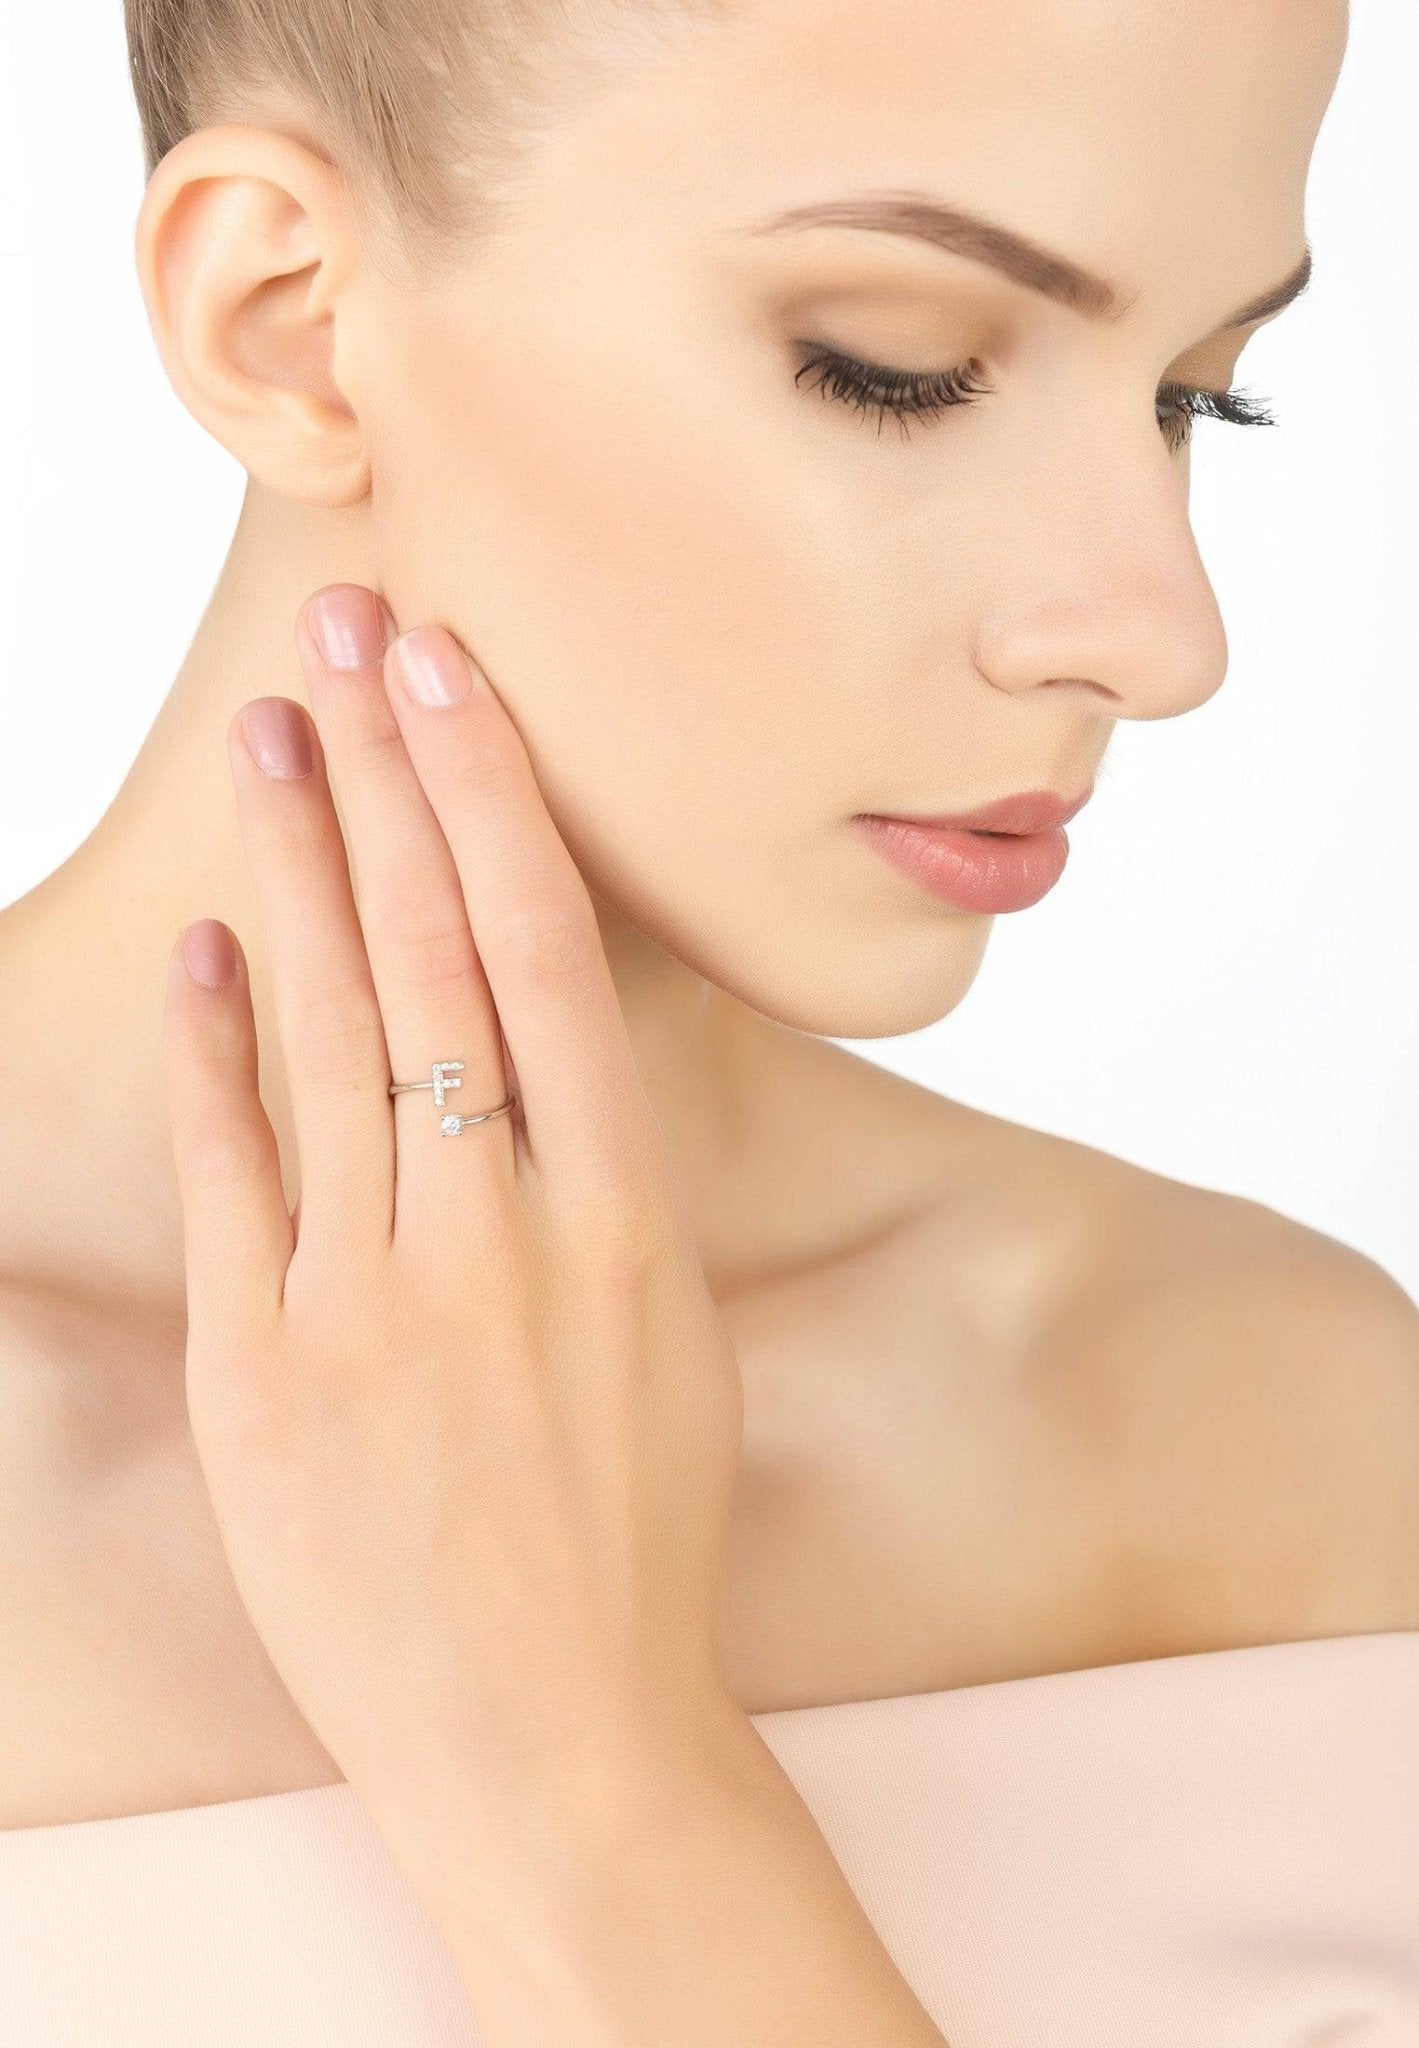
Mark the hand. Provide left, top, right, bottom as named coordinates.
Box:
left=162, top=584, right=746, bottom=1829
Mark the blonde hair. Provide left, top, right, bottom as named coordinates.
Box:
left=123, top=0, right=730, bottom=277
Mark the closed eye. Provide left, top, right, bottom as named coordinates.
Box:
left=793, top=344, right=1278, bottom=451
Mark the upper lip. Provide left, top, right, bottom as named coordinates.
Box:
left=863, top=786, right=1094, bottom=835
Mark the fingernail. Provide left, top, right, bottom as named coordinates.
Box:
left=241, top=698, right=314, bottom=779
left=308, top=587, right=392, bottom=671
left=180, top=919, right=236, bottom=989
left=393, top=628, right=473, bottom=708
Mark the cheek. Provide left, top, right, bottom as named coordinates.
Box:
left=366, top=314, right=878, bottom=875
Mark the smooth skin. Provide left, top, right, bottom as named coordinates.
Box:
left=167, top=587, right=949, bottom=2041
left=0, top=0, right=1416, bottom=1851
left=174, top=595, right=747, bottom=1801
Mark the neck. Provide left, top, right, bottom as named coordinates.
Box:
left=0, top=483, right=846, bottom=1327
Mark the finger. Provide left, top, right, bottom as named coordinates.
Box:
left=163, top=918, right=293, bottom=1352
left=296, top=585, right=518, bottom=1247
left=228, top=694, right=395, bottom=1267
left=382, top=626, right=670, bottom=1208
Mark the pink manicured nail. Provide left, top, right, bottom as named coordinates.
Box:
left=394, top=628, right=473, bottom=708
left=241, top=698, right=314, bottom=779
left=181, top=919, right=236, bottom=989
left=308, top=587, right=395, bottom=671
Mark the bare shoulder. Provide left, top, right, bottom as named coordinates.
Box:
left=778, top=1057, right=1417, bottom=1658
left=1031, top=1136, right=1419, bottom=1646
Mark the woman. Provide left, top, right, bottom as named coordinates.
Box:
left=0, top=0, right=1415, bottom=2040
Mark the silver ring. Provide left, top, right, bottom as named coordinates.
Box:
left=388, top=1059, right=517, bottom=1136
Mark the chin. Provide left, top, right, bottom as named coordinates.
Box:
left=719, top=924, right=994, bottom=1043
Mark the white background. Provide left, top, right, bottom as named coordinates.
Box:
left=1, top=2, right=1414, bottom=1298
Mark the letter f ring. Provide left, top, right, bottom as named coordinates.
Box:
left=388, top=1059, right=517, bottom=1136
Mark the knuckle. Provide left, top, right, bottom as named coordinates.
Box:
left=349, top=717, right=409, bottom=773
left=178, top=1120, right=274, bottom=1189
left=297, top=986, right=388, bottom=1079
left=271, top=790, right=339, bottom=866
left=554, top=1170, right=671, bottom=1278
left=443, top=726, right=507, bottom=803
left=382, top=906, right=483, bottom=994
left=490, top=899, right=597, bottom=992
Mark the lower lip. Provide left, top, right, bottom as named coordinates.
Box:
left=852, top=815, right=1071, bottom=912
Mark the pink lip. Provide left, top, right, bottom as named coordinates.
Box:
left=876, top=787, right=1094, bottom=835
left=852, top=787, right=1093, bottom=914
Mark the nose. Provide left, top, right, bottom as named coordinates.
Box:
left=969, top=446, right=1230, bottom=722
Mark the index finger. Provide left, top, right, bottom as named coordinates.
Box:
left=381, top=624, right=671, bottom=1210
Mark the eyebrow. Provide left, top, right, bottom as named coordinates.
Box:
left=741, top=190, right=1313, bottom=335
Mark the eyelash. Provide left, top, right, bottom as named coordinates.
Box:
left=793, top=345, right=1278, bottom=451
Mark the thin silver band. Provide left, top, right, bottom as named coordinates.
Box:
left=388, top=1059, right=517, bottom=1136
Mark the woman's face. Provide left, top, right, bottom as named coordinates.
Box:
left=350, top=0, right=1344, bottom=1038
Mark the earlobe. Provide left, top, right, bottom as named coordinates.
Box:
left=132, top=122, right=371, bottom=509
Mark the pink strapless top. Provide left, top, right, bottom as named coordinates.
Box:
left=2, top=1630, right=1416, bottom=2046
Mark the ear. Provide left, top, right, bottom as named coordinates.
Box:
left=133, top=124, right=371, bottom=509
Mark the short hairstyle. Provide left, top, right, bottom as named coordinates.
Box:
left=123, top=0, right=732, bottom=276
